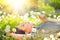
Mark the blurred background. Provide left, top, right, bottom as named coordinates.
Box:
left=0, top=0, right=60, bottom=18
left=0, top=0, right=60, bottom=17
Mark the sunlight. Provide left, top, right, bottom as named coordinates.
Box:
left=6, top=0, right=28, bottom=14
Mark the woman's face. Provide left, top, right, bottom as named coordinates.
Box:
left=17, top=22, right=32, bottom=34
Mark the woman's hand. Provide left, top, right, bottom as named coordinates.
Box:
left=38, top=14, right=48, bottom=22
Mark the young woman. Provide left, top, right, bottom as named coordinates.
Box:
left=10, top=14, right=51, bottom=40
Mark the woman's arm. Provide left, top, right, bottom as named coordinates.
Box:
left=38, top=14, right=54, bottom=22
left=38, top=14, right=48, bottom=22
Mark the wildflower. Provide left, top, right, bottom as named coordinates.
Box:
left=49, top=14, right=51, bottom=16
left=50, top=34, right=55, bottom=40
left=32, top=28, right=36, bottom=32
left=42, top=11, right=45, bottom=14
left=58, top=39, right=60, bottom=40
left=0, top=11, right=2, bottom=14
left=3, top=12, right=6, bottom=15
left=0, top=16, right=2, bottom=22
left=23, top=13, right=29, bottom=20
left=1, top=15, right=4, bottom=18
left=57, top=16, right=60, bottom=19
left=4, top=25, right=10, bottom=33
left=12, top=16, right=16, bottom=18
left=53, top=15, right=56, bottom=18
left=57, top=32, right=60, bottom=37
left=31, top=15, right=36, bottom=19
left=44, top=37, right=50, bottom=40
left=27, top=33, right=32, bottom=37
left=6, top=16, right=8, bottom=19
left=0, top=27, right=1, bottom=29
left=42, top=29, right=45, bottom=33
left=20, top=16, right=24, bottom=19
left=50, top=34, right=54, bottom=38
left=30, top=11, right=34, bottom=14
left=48, top=17, right=51, bottom=19
left=12, top=28, right=16, bottom=33
left=37, top=12, right=41, bottom=15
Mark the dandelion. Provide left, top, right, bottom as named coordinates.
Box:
left=0, top=11, right=2, bottom=14
left=27, top=33, right=32, bottom=37
left=12, top=15, right=16, bottom=18
left=32, top=28, right=36, bottom=32
left=31, top=15, right=36, bottom=19
left=1, top=15, right=4, bottom=18
left=53, top=15, right=56, bottom=18
left=57, top=32, right=60, bottom=37
left=52, top=38, right=55, bottom=40
left=24, top=13, right=29, bottom=17
left=30, top=11, right=34, bottom=14
left=57, top=33, right=60, bottom=40
left=44, top=37, right=50, bottom=40
left=49, top=14, right=51, bottom=17
left=48, top=17, right=51, bottom=19
left=57, top=16, right=60, bottom=19
left=0, top=27, right=1, bottom=29
left=50, top=34, right=55, bottom=40
left=8, top=14, right=11, bottom=16
left=0, top=19, right=1, bottom=22
left=33, top=12, right=37, bottom=14
left=29, top=21, right=33, bottom=24
left=0, top=16, right=1, bottom=19
left=20, top=16, right=24, bottom=19
left=58, top=39, right=60, bottom=40
left=6, top=16, right=8, bottom=19
left=4, top=25, right=10, bottom=33
left=12, top=28, right=16, bottom=33
left=3, top=12, right=6, bottom=15
left=50, top=34, right=54, bottom=38
left=42, top=11, right=45, bottom=14
left=42, top=29, right=45, bottom=33
left=37, top=12, right=41, bottom=15
left=0, top=16, right=2, bottom=22
left=23, top=13, right=29, bottom=20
